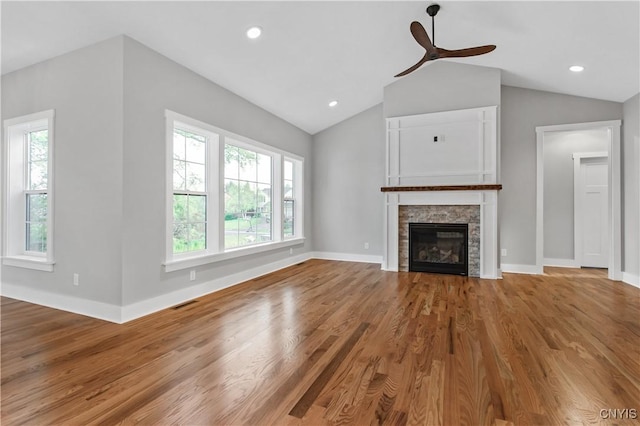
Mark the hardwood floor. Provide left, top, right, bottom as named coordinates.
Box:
left=2, top=260, right=639, bottom=425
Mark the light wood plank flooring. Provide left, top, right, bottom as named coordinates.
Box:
left=2, top=260, right=639, bottom=425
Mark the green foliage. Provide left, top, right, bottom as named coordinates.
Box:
left=225, top=144, right=257, bottom=168
left=225, top=180, right=262, bottom=215
left=172, top=194, right=207, bottom=253
left=26, top=193, right=47, bottom=252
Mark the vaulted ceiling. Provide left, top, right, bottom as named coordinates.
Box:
left=2, top=1, right=639, bottom=134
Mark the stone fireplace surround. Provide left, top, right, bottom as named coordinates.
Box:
left=399, top=205, right=480, bottom=276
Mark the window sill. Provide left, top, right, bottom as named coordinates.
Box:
left=163, top=237, right=305, bottom=272
left=2, top=256, right=55, bottom=272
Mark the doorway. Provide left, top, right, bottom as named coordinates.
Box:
left=536, top=120, right=622, bottom=280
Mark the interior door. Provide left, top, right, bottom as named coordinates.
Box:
left=579, top=157, right=609, bottom=268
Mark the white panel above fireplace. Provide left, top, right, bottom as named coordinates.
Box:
left=386, top=106, right=498, bottom=186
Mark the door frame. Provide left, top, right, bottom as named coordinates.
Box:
left=573, top=152, right=608, bottom=267
left=536, top=120, right=622, bottom=280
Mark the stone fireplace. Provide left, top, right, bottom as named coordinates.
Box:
left=400, top=205, right=480, bottom=275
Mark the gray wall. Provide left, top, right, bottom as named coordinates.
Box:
left=2, top=36, right=313, bottom=309
left=121, top=37, right=313, bottom=305
left=543, top=129, right=608, bottom=260
left=623, top=93, right=639, bottom=276
left=384, top=61, right=501, bottom=118
left=500, top=86, right=623, bottom=265
left=312, top=104, right=384, bottom=255
left=1, top=37, right=124, bottom=305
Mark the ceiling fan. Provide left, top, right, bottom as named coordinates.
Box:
left=395, top=4, right=496, bottom=77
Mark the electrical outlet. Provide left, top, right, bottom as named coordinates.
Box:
left=73, top=273, right=79, bottom=286
left=501, top=249, right=507, bottom=257
left=364, top=242, right=369, bottom=250
left=289, top=248, right=293, bottom=255
left=189, top=270, right=196, bottom=281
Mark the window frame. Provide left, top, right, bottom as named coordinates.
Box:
left=222, top=140, right=278, bottom=250
left=164, top=110, right=304, bottom=272
left=3, top=110, right=55, bottom=271
left=283, top=157, right=304, bottom=240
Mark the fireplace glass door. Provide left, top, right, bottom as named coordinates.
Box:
left=409, top=223, right=468, bottom=275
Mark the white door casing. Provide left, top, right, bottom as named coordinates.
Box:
left=536, top=120, right=621, bottom=280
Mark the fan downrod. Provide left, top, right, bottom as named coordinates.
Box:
left=426, top=4, right=440, bottom=17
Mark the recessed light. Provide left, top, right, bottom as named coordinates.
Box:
left=328, top=100, right=338, bottom=107
left=246, top=26, right=262, bottom=39
left=569, top=65, right=584, bottom=72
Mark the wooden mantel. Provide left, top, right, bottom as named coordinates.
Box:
left=380, top=184, right=502, bottom=192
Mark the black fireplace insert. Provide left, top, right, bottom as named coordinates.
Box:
left=409, top=223, right=468, bottom=276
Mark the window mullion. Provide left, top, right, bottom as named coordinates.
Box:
left=273, top=155, right=283, bottom=242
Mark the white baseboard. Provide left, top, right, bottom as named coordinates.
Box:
left=121, top=252, right=313, bottom=323
left=312, top=251, right=383, bottom=264
left=0, top=283, right=121, bottom=323
left=544, top=258, right=579, bottom=268
left=500, top=263, right=543, bottom=275
left=622, top=272, right=640, bottom=289
left=2, top=251, right=385, bottom=324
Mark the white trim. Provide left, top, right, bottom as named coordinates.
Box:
left=2, top=256, right=55, bottom=272
left=536, top=120, right=622, bottom=281
left=312, top=251, right=383, bottom=264
left=622, top=272, right=640, bottom=289
left=124, top=252, right=313, bottom=322
left=164, top=110, right=305, bottom=265
left=637, top=136, right=640, bottom=289
left=535, top=120, right=622, bottom=133
left=163, top=238, right=305, bottom=272
left=0, top=283, right=121, bottom=323
left=3, top=110, right=55, bottom=268
left=1, top=252, right=387, bottom=323
left=543, top=258, right=579, bottom=268
left=571, top=151, right=608, bottom=160
left=501, top=263, right=543, bottom=275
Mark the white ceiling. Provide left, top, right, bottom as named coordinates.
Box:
left=2, top=1, right=639, bottom=135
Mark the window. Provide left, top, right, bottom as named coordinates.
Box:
left=172, top=128, right=208, bottom=254
left=224, top=143, right=272, bottom=249
left=3, top=110, right=55, bottom=271
left=165, top=111, right=304, bottom=271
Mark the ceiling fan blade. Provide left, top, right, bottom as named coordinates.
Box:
left=436, top=45, right=496, bottom=58
left=410, top=21, right=437, bottom=56
left=394, top=54, right=430, bottom=77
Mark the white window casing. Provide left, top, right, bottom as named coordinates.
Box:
left=3, top=110, right=55, bottom=271
left=164, top=110, right=304, bottom=272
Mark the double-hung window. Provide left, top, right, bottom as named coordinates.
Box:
left=3, top=110, right=55, bottom=271
left=224, top=142, right=273, bottom=249
left=165, top=111, right=304, bottom=271
left=172, top=128, right=210, bottom=254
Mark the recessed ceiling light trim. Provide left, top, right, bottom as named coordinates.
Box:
left=246, top=26, right=262, bottom=39
left=569, top=65, right=584, bottom=72
left=328, top=100, right=338, bottom=107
